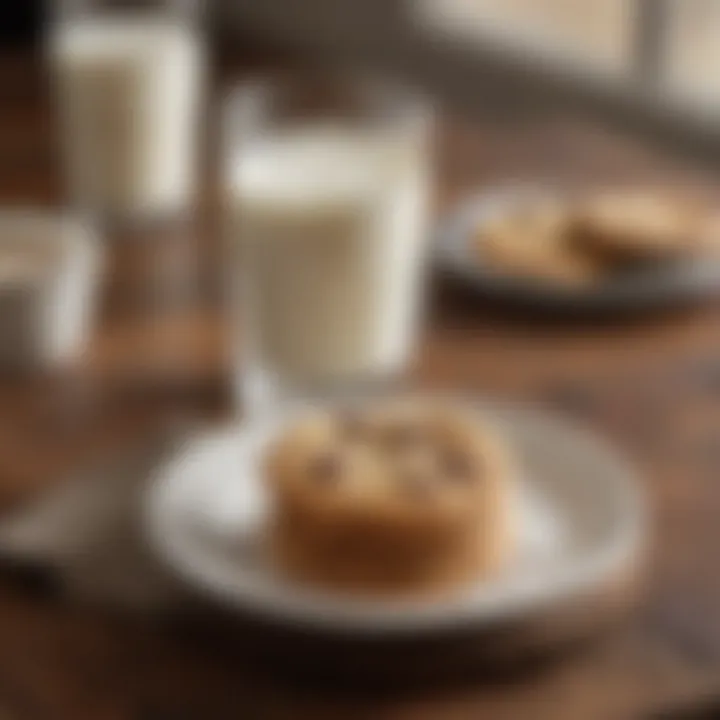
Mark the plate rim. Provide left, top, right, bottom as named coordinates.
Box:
left=435, top=183, right=720, bottom=311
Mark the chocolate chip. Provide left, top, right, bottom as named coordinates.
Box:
left=441, top=451, right=477, bottom=482
left=309, top=452, right=343, bottom=486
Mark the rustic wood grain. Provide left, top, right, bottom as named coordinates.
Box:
left=0, top=47, right=719, bottom=719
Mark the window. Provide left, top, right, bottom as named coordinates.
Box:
left=419, top=0, right=720, bottom=108
left=418, top=0, right=634, bottom=76
left=412, top=0, right=720, bottom=165
left=666, top=0, right=720, bottom=107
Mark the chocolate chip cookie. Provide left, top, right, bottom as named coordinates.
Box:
left=264, top=399, right=516, bottom=597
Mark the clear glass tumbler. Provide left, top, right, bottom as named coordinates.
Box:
left=47, top=0, right=204, bottom=229
left=222, top=73, right=434, bottom=415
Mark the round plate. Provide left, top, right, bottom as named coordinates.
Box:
left=145, top=402, right=645, bottom=637
left=146, top=406, right=645, bottom=634
left=435, top=185, right=720, bottom=313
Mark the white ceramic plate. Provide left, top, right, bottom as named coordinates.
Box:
left=145, top=402, right=646, bottom=636
left=436, top=185, right=720, bottom=313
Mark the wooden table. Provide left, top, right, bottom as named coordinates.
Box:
left=2, top=49, right=720, bottom=719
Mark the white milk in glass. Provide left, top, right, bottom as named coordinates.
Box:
left=49, top=17, right=202, bottom=220
left=228, top=127, right=430, bottom=389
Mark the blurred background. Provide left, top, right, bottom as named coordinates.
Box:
left=0, top=2, right=720, bottom=719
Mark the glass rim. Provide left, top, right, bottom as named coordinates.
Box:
left=49, top=0, right=202, bottom=25
left=222, top=70, right=433, bottom=127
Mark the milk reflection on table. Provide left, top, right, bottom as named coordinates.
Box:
left=48, top=12, right=203, bottom=222
left=227, top=123, right=431, bottom=404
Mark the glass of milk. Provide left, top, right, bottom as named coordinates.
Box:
left=47, top=0, right=204, bottom=227
left=223, top=75, right=433, bottom=413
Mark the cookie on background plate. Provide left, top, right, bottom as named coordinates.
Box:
left=569, top=190, right=707, bottom=263
left=474, top=198, right=603, bottom=286
left=264, top=399, right=517, bottom=598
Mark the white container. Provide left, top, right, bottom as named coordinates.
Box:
left=223, top=78, right=433, bottom=410
left=47, top=2, right=203, bottom=223
left=0, top=211, right=102, bottom=369
left=229, top=128, right=430, bottom=381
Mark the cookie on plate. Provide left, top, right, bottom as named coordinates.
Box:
left=569, top=190, right=705, bottom=262
left=264, top=400, right=516, bottom=597
left=475, top=199, right=602, bottom=286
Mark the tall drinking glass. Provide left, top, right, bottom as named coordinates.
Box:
left=47, top=0, right=204, bottom=229
left=223, top=74, right=433, bottom=414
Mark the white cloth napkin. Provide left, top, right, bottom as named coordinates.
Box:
left=0, top=427, right=193, bottom=611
